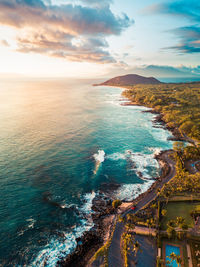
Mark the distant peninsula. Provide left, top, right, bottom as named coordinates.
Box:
left=93, top=74, right=162, bottom=86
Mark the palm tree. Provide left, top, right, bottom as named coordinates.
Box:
left=133, top=241, right=142, bottom=265
left=176, top=216, right=185, bottom=226
left=167, top=252, right=182, bottom=267
left=166, top=226, right=176, bottom=239
left=147, top=218, right=154, bottom=235
left=176, top=255, right=182, bottom=267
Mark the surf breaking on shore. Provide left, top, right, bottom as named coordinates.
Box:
left=31, top=88, right=172, bottom=266
left=32, top=192, right=96, bottom=267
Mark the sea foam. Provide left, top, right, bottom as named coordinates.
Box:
left=31, top=192, right=96, bottom=267
left=115, top=181, right=154, bottom=201
left=93, top=150, right=105, bottom=163
left=108, top=149, right=159, bottom=179
left=93, top=150, right=105, bottom=174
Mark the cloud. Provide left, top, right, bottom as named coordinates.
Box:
left=60, top=0, right=113, bottom=8
left=144, top=0, right=200, bottom=22
left=1, top=39, right=9, bottom=47
left=0, top=0, right=132, bottom=63
left=17, top=33, right=116, bottom=63
left=144, top=0, right=200, bottom=54
left=165, top=26, right=200, bottom=53
left=80, top=0, right=113, bottom=8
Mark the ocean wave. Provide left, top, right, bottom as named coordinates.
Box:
left=18, top=218, right=36, bottom=236
left=31, top=192, right=96, bottom=267
left=60, top=203, right=78, bottom=210
left=79, top=191, right=96, bottom=214
left=93, top=150, right=105, bottom=174
left=93, top=150, right=105, bottom=163
left=108, top=149, right=159, bottom=179
left=151, top=116, right=172, bottom=143
left=148, top=147, right=161, bottom=156
left=106, top=152, right=126, bottom=161
left=26, top=218, right=36, bottom=229
left=114, top=181, right=154, bottom=201
left=130, top=152, right=159, bottom=179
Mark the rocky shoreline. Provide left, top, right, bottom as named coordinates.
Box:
left=59, top=148, right=173, bottom=267
left=59, top=101, right=189, bottom=267
left=58, top=194, right=115, bottom=267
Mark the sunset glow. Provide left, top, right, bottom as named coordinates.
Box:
left=0, top=0, right=199, bottom=78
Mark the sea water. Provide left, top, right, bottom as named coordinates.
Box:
left=0, top=78, right=172, bottom=266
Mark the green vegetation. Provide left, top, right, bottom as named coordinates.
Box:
left=190, top=239, right=200, bottom=267
left=122, top=82, right=200, bottom=141
left=160, top=142, right=200, bottom=198
left=167, top=252, right=182, bottom=267
left=161, top=201, right=199, bottom=230
left=125, top=202, right=158, bottom=229
left=112, top=199, right=122, bottom=209
left=121, top=231, right=141, bottom=267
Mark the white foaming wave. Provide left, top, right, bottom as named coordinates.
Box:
left=18, top=218, right=36, bottom=236
left=115, top=180, right=154, bottom=201
left=60, top=203, right=77, bottom=209
left=129, top=152, right=159, bottom=179
left=148, top=147, right=162, bottom=157
left=106, top=100, right=121, bottom=106
left=93, top=150, right=105, bottom=174
left=26, top=218, right=36, bottom=229
left=93, top=150, right=105, bottom=163
left=79, top=191, right=96, bottom=215
left=32, top=192, right=96, bottom=267
left=106, top=152, right=126, bottom=161
left=151, top=116, right=172, bottom=143
left=108, top=149, right=159, bottom=179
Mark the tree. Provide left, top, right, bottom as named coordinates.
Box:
left=167, top=220, right=176, bottom=228
left=167, top=226, right=176, bottom=239
left=180, top=222, right=188, bottom=231
left=146, top=218, right=154, bottom=235
left=112, top=199, right=122, bottom=209
left=173, top=141, right=184, bottom=154
left=133, top=241, right=142, bottom=265
left=176, top=216, right=185, bottom=226
left=161, top=209, right=167, bottom=217
left=167, top=252, right=182, bottom=267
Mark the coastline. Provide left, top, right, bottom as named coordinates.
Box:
left=59, top=86, right=182, bottom=267
left=60, top=150, right=173, bottom=267
left=104, top=84, right=196, bottom=145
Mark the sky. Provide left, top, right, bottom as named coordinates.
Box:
left=0, top=0, right=200, bottom=78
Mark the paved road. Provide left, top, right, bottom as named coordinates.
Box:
left=108, top=151, right=176, bottom=267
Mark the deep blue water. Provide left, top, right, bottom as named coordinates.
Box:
left=0, top=79, right=173, bottom=266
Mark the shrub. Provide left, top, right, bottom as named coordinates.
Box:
left=112, top=199, right=122, bottom=209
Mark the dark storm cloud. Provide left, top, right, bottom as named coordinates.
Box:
left=0, top=0, right=132, bottom=63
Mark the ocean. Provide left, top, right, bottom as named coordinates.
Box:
left=0, top=78, right=173, bottom=266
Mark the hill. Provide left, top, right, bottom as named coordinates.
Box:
left=94, top=74, right=161, bottom=86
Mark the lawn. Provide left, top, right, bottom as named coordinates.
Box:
left=161, top=201, right=200, bottom=230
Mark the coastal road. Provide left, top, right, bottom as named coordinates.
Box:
left=108, top=150, right=176, bottom=267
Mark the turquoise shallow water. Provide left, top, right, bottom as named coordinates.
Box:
left=0, top=79, right=172, bottom=266
left=166, top=245, right=181, bottom=267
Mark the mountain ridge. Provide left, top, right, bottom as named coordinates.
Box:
left=94, top=74, right=162, bottom=86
